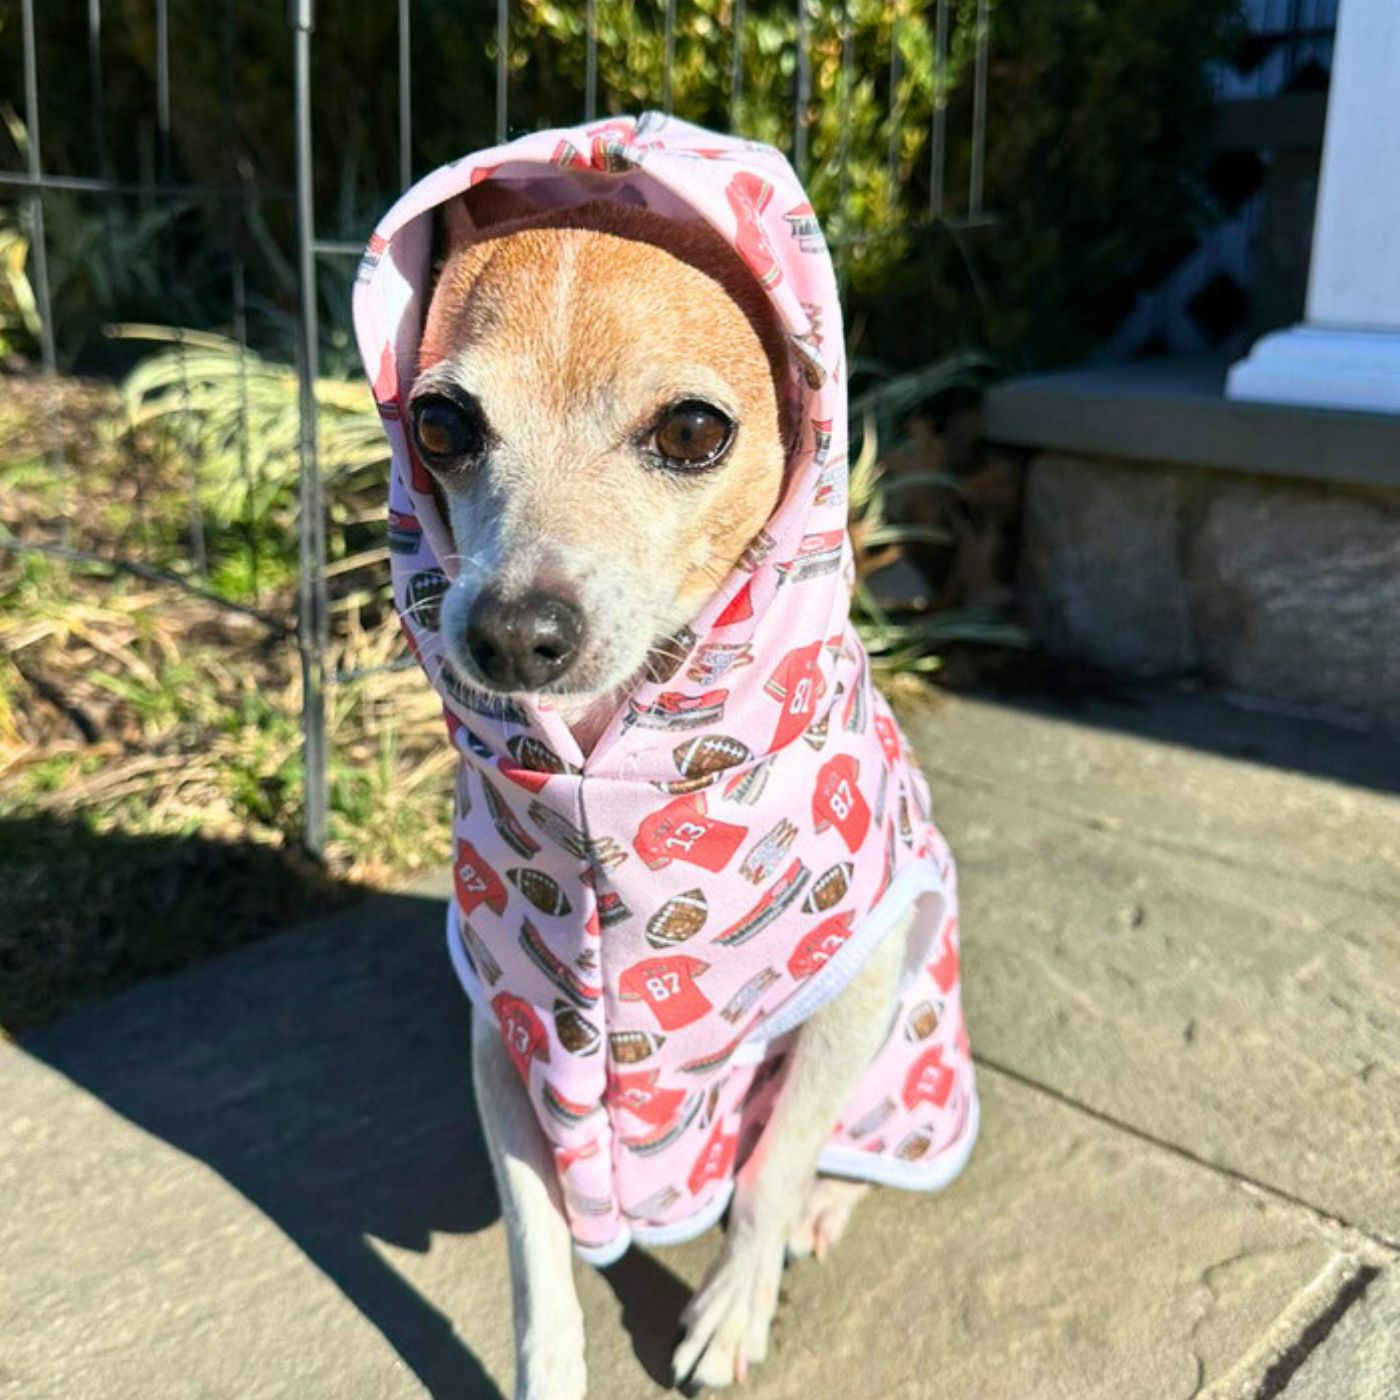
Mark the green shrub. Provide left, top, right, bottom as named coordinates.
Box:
left=1, top=0, right=1238, bottom=369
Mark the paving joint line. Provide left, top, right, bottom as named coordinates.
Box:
left=1251, top=1263, right=1381, bottom=1399
left=971, top=1053, right=1400, bottom=1256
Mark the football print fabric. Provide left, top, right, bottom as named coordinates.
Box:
left=355, top=112, right=978, bottom=1265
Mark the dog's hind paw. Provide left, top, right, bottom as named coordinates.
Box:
left=784, top=1176, right=869, bottom=1263
left=673, top=1230, right=784, bottom=1390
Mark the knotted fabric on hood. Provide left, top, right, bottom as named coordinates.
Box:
left=354, top=113, right=977, bottom=1265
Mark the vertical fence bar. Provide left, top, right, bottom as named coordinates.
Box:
left=19, top=0, right=64, bottom=524
left=663, top=0, right=677, bottom=114
left=232, top=256, right=259, bottom=605
left=585, top=0, right=598, bottom=121
left=155, top=0, right=208, bottom=576
left=794, top=0, right=810, bottom=178
left=398, top=0, right=412, bottom=187
left=928, top=0, right=948, bottom=220
left=496, top=0, right=508, bottom=141
left=87, top=0, right=110, bottom=181
left=176, top=338, right=208, bottom=577
left=1285, top=0, right=1302, bottom=84
left=155, top=0, right=172, bottom=183
left=219, top=0, right=236, bottom=164
left=291, top=0, right=329, bottom=857
left=221, top=0, right=254, bottom=599
left=969, top=0, right=989, bottom=219
left=88, top=0, right=115, bottom=259
left=729, top=0, right=744, bottom=129
left=19, top=0, right=55, bottom=379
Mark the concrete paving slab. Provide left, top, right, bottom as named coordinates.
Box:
left=391, top=1070, right=1380, bottom=1400
left=0, top=871, right=1386, bottom=1400
left=898, top=692, right=1400, bottom=1243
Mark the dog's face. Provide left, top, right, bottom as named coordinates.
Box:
left=411, top=199, right=788, bottom=708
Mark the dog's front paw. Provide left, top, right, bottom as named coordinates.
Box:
left=517, top=1331, right=587, bottom=1400
left=672, top=1230, right=785, bottom=1390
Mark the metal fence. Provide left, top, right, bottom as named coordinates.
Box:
left=4, top=0, right=993, bottom=855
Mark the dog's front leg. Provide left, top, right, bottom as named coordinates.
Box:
left=472, top=1014, right=587, bottom=1400
left=672, top=913, right=909, bottom=1390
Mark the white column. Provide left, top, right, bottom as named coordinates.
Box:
left=1227, top=0, right=1400, bottom=413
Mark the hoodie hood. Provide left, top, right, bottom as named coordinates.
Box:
left=355, top=115, right=976, bottom=1264
left=355, top=112, right=851, bottom=776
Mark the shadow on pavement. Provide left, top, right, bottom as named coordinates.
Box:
left=0, top=813, right=364, bottom=1033
left=5, top=819, right=706, bottom=1397
left=19, top=876, right=500, bottom=1397
left=964, top=670, right=1400, bottom=797
left=601, top=1250, right=693, bottom=1389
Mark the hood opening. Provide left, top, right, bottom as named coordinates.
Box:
left=358, top=116, right=851, bottom=768
left=422, top=180, right=800, bottom=459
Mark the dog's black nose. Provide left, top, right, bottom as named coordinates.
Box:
left=463, top=588, right=584, bottom=691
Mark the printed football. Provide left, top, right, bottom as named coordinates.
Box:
left=803, top=860, right=853, bottom=912
left=905, top=1000, right=940, bottom=1041
left=845, top=1097, right=895, bottom=1140
left=652, top=773, right=721, bottom=797
left=700, top=1081, right=723, bottom=1128
left=646, top=888, right=708, bottom=947
left=553, top=1000, right=601, bottom=1056
left=509, top=867, right=573, bottom=917
left=404, top=568, right=449, bottom=631
left=609, top=1029, right=666, bottom=1064
left=896, top=1130, right=933, bottom=1161
left=673, top=734, right=751, bottom=778
left=644, top=626, right=697, bottom=683
left=508, top=734, right=572, bottom=775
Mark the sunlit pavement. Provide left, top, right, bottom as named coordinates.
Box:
left=3, top=689, right=1397, bottom=1399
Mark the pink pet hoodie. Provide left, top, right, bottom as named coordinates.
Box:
left=354, top=112, right=978, bottom=1266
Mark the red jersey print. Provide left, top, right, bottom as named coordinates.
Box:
left=714, top=578, right=755, bottom=628
left=372, top=344, right=401, bottom=420
left=556, top=1139, right=602, bottom=1175
left=454, top=839, right=508, bottom=916
left=764, top=641, right=824, bottom=749
left=787, top=909, right=856, bottom=980
left=634, top=792, right=747, bottom=872
left=929, top=921, right=959, bottom=994
left=607, top=1068, right=689, bottom=1128
left=812, top=753, right=872, bottom=853
left=902, top=1046, right=955, bottom=1111
left=725, top=171, right=781, bottom=288
left=493, top=992, right=550, bottom=1082
left=688, top=1119, right=739, bottom=1196
left=874, top=713, right=902, bottom=764
left=618, top=955, right=713, bottom=1031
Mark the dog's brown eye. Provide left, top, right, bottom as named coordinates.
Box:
left=651, top=401, right=734, bottom=470
left=411, top=394, right=486, bottom=464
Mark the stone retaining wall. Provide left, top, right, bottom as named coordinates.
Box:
left=1020, top=453, right=1400, bottom=731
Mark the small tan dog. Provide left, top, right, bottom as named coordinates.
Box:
left=415, top=190, right=912, bottom=1396
left=363, top=119, right=976, bottom=1400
